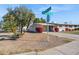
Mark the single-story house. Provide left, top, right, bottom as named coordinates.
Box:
left=28, top=23, right=79, bottom=32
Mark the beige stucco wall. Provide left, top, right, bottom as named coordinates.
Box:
left=28, top=23, right=79, bottom=32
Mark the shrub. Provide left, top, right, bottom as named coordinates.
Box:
left=10, top=32, right=20, bottom=40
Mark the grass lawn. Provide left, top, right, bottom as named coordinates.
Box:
left=0, top=32, right=74, bottom=55
left=64, top=31, right=79, bottom=35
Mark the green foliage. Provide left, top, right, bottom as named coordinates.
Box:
left=2, top=6, right=35, bottom=34
left=13, top=6, right=35, bottom=33
left=3, top=20, right=17, bottom=32
left=34, top=18, right=46, bottom=23
left=3, top=9, right=17, bottom=32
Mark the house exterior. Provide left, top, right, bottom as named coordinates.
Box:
left=28, top=23, right=79, bottom=32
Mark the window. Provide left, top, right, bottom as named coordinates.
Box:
left=69, top=25, right=72, bottom=27
left=74, top=25, right=77, bottom=27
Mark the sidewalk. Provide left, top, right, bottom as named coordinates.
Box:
left=38, top=40, right=79, bottom=55
left=38, top=32, right=79, bottom=55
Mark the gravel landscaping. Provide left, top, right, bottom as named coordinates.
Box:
left=0, top=32, right=74, bottom=55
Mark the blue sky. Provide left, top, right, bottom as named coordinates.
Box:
left=0, top=4, right=79, bottom=24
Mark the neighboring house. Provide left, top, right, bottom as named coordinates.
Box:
left=28, top=23, right=79, bottom=32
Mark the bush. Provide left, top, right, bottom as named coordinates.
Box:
left=11, top=35, right=16, bottom=40
left=11, top=32, right=20, bottom=40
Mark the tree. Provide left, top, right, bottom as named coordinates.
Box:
left=40, top=18, right=46, bottom=23
left=3, top=8, right=17, bottom=33
left=3, top=6, right=36, bottom=34
left=34, top=18, right=46, bottom=23
left=14, top=6, right=35, bottom=34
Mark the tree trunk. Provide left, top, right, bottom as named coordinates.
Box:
left=19, top=24, right=23, bottom=34
left=21, top=26, right=22, bottom=34
left=27, top=18, right=31, bottom=30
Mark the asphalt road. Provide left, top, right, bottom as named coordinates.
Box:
left=45, top=32, right=79, bottom=40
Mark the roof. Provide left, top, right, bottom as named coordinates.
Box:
left=34, top=23, right=79, bottom=26
left=34, top=23, right=55, bottom=26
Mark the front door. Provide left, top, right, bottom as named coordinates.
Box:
left=49, top=26, right=54, bottom=32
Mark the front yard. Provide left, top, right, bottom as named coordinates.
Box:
left=0, top=32, right=74, bottom=54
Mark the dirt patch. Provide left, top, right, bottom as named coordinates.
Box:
left=0, top=32, right=73, bottom=54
